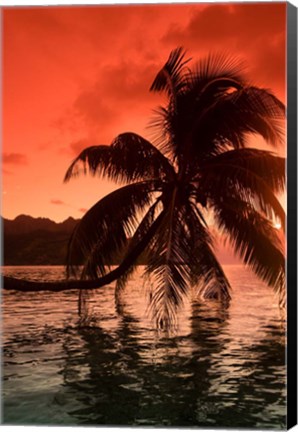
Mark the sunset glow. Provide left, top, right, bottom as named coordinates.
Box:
left=2, top=2, right=286, bottom=222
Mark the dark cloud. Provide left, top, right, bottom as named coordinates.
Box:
left=3, top=153, right=28, bottom=165
left=162, top=3, right=285, bottom=90
left=163, top=3, right=285, bottom=48
left=97, top=60, right=158, bottom=103
left=71, top=3, right=286, bottom=139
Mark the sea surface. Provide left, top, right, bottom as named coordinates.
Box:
left=1, top=265, right=286, bottom=428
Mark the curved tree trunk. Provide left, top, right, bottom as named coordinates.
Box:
left=2, top=211, right=164, bottom=292
left=2, top=266, right=125, bottom=292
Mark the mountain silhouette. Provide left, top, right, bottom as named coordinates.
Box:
left=1, top=215, right=241, bottom=266
left=2, top=215, right=79, bottom=265
left=2, top=214, right=78, bottom=235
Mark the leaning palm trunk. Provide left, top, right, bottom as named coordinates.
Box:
left=2, top=211, right=164, bottom=292
left=2, top=272, right=121, bottom=292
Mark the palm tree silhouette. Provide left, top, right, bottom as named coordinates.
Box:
left=63, top=48, right=285, bottom=329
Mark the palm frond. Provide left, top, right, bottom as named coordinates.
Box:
left=150, top=47, right=191, bottom=99
left=213, top=197, right=285, bottom=300
left=66, top=180, right=159, bottom=279
left=191, top=52, right=247, bottom=88
left=202, top=149, right=285, bottom=191
left=64, top=144, right=109, bottom=182
left=147, top=106, right=174, bottom=159
left=200, top=149, right=285, bottom=230
left=64, top=132, right=175, bottom=184
left=149, top=54, right=246, bottom=163
left=187, top=53, right=246, bottom=107
left=234, top=87, right=285, bottom=118
left=144, top=193, right=231, bottom=330
left=115, top=200, right=162, bottom=300
left=193, top=86, right=285, bottom=153
left=226, top=87, right=285, bottom=145
left=183, top=202, right=232, bottom=303
left=143, top=189, right=192, bottom=329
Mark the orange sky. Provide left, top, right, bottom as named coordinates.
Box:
left=2, top=2, right=286, bottom=222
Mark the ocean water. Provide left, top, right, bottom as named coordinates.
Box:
left=1, top=265, right=286, bottom=428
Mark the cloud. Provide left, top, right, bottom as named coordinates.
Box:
left=50, top=199, right=66, bottom=205
left=3, top=153, right=28, bottom=165
left=58, top=137, right=98, bottom=156
left=60, top=3, right=285, bottom=145
left=58, top=58, right=161, bottom=143
left=162, top=3, right=285, bottom=91
left=3, top=168, right=12, bottom=175
left=69, top=138, right=94, bottom=155
left=79, top=208, right=87, bottom=214
left=163, top=3, right=285, bottom=48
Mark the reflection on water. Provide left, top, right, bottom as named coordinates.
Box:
left=2, top=266, right=286, bottom=428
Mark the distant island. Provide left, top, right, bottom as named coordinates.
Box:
left=2, top=215, right=79, bottom=265
left=1, top=214, right=241, bottom=266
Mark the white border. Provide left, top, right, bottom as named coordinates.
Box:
left=0, top=1, right=297, bottom=432
left=0, top=0, right=297, bottom=6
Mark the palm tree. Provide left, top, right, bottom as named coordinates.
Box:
left=63, top=48, right=285, bottom=329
